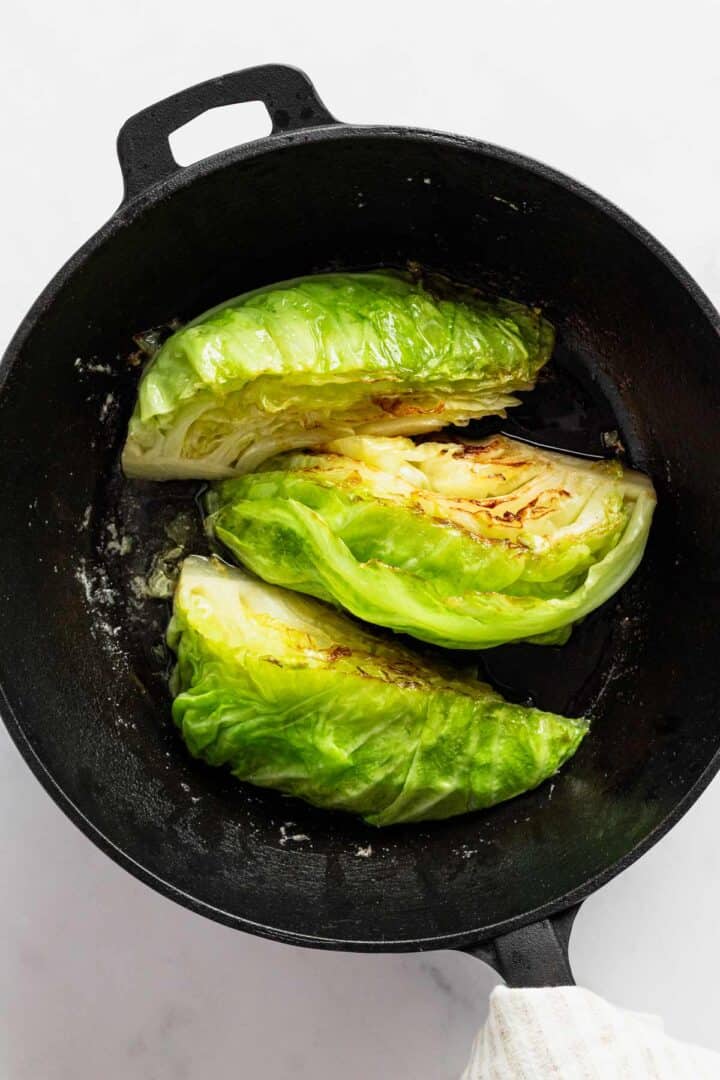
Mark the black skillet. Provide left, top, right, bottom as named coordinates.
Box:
left=1, top=64, right=719, bottom=988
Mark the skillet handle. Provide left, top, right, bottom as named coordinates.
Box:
left=117, top=64, right=338, bottom=204
left=463, top=904, right=580, bottom=987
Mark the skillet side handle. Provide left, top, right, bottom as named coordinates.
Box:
left=117, top=64, right=339, bottom=204
left=463, top=905, right=580, bottom=987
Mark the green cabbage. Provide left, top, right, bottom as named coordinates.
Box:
left=122, top=272, right=554, bottom=480
left=169, top=556, right=587, bottom=825
left=207, top=434, right=656, bottom=649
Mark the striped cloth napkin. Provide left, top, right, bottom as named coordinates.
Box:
left=461, top=986, right=719, bottom=1079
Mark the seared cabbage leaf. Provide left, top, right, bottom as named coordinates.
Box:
left=207, top=434, right=656, bottom=649
left=169, top=556, right=587, bottom=825
left=122, top=272, right=554, bottom=480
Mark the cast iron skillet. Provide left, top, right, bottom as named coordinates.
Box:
left=2, top=64, right=720, bottom=988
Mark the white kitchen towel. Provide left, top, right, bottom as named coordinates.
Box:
left=461, top=986, right=720, bottom=1079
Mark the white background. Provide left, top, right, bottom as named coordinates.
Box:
left=2, top=1, right=720, bottom=1076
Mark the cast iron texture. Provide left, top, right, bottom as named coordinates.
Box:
left=1, top=65, right=719, bottom=982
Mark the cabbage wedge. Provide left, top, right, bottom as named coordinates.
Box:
left=122, top=272, right=554, bottom=480
left=208, top=434, right=656, bottom=649
left=169, top=556, right=587, bottom=825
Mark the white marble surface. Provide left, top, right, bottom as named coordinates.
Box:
left=2, top=2, right=720, bottom=1076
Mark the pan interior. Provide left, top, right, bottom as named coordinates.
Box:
left=1, top=131, right=719, bottom=947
